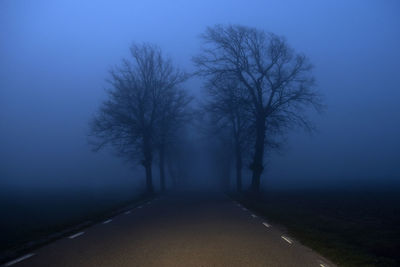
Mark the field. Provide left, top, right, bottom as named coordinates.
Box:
left=232, top=187, right=400, bottom=266
left=0, top=186, right=149, bottom=262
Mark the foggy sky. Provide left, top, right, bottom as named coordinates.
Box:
left=1, top=0, right=399, bottom=190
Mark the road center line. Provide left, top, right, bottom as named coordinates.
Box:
left=137, top=205, right=143, bottom=208
left=4, top=253, right=35, bottom=266
left=69, top=232, right=84, bottom=239
left=251, top=214, right=257, bottom=218
left=262, top=222, right=271, bottom=228
left=124, top=210, right=131, bottom=215
left=102, top=219, right=112, bottom=224
left=281, top=235, right=293, bottom=244
left=320, top=263, right=328, bottom=267
left=242, top=207, right=248, bottom=211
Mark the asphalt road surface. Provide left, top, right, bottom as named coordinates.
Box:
left=5, top=191, right=334, bottom=267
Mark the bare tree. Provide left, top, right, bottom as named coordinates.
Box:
left=90, top=43, right=187, bottom=194
left=212, top=129, right=234, bottom=190
left=194, top=25, right=323, bottom=192
left=204, top=74, right=253, bottom=191
left=155, top=88, right=192, bottom=192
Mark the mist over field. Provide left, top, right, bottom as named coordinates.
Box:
left=0, top=1, right=399, bottom=266
left=1, top=1, right=399, bottom=192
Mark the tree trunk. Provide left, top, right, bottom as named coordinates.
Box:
left=144, top=159, right=153, bottom=193
left=167, top=156, right=177, bottom=187
left=159, top=145, right=166, bottom=192
left=251, top=115, right=266, bottom=193
left=143, top=135, right=153, bottom=194
left=221, top=156, right=231, bottom=190
left=235, top=142, right=242, bottom=192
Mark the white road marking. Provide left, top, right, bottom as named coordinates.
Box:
left=138, top=205, right=143, bottom=209
left=4, top=253, right=35, bottom=266
left=320, top=264, right=328, bottom=267
left=102, top=219, right=112, bottom=224
left=281, top=235, right=293, bottom=244
left=69, top=231, right=84, bottom=239
left=251, top=214, right=257, bottom=218
left=242, top=207, right=248, bottom=211
left=124, top=210, right=131, bottom=215
left=262, top=222, right=271, bottom=228
left=147, top=201, right=151, bottom=204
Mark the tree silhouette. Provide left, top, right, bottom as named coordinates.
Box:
left=203, top=74, right=253, bottom=191
left=194, top=25, right=323, bottom=192
left=90, top=43, right=188, bottom=193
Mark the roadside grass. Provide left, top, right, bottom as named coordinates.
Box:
left=0, top=186, right=153, bottom=263
left=230, top=188, right=400, bottom=267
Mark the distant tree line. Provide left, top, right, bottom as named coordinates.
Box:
left=89, top=24, right=322, bottom=194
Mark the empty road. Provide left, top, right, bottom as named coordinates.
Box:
left=6, top=191, right=334, bottom=267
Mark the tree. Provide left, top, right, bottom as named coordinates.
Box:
left=90, top=43, right=187, bottom=194
left=194, top=25, right=323, bottom=192
left=155, top=88, right=192, bottom=191
left=204, top=74, right=253, bottom=191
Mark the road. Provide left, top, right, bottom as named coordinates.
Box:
left=6, top=191, right=334, bottom=267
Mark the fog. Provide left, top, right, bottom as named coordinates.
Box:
left=1, top=0, right=399, bottom=191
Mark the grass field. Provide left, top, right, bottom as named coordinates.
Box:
left=231, top=187, right=400, bottom=266
left=0, top=185, right=149, bottom=262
